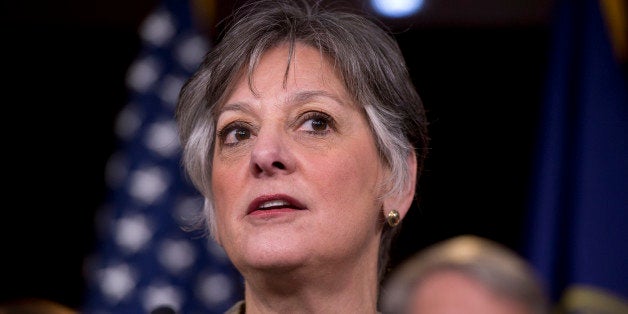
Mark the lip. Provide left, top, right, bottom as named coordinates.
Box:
left=247, top=194, right=306, bottom=215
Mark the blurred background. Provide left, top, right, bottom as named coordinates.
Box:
left=1, top=0, right=626, bottom=313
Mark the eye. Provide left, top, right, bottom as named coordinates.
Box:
left=218, top=122, right=253, bottom=146
left=297, top=111, right=335, bottom=134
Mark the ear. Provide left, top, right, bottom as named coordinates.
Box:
left=383, top=150, right=417, bottom=220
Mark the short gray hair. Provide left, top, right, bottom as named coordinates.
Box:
left=176, top=0, right=429, bottom=281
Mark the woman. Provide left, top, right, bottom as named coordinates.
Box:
left=175, top=0, right=429, bottom=312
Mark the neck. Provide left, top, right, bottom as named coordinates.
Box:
left=241, top=251, right=380, bottom=313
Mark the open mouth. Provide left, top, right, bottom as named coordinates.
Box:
left=248, top=195, right=306, bottom=214
left=258, top=199, right=300, bottom=210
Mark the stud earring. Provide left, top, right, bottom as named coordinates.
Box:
left=386, top=210, right=400, bottom=227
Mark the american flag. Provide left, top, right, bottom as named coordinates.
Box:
left=83, top=0, right=243, bottom=313
left=524, top=0, right=628, bottom=310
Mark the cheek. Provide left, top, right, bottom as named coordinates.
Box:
left=313, top=152, right=385, bottom=242
left=211, top=152, right=246, bottom=203
left=211, top=166, right=228, bottom=209
left=210, top=161, right=243, bottom=231
left=314, top=144, right=384, bottom=208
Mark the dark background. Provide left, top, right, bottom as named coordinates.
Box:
left=1, top=0, right=553, bottom=310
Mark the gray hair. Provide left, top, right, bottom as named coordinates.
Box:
left=380, top=235, right=549, bottom=314
left=176, top=0, right=429, bottom=281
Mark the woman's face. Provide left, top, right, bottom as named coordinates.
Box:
left=211, top=43, right=388, bottom=273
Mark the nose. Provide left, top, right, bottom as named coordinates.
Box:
left=249, top=127, right=295, bottom=177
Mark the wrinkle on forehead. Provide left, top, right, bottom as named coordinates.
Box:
left=244, top=41, right=342, bottom=97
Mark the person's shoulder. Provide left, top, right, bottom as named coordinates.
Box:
left=0, top=298, right=77, bottom=314
left=224, top=300, right=245, bottom=314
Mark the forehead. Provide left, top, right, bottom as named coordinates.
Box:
left=232, top=42, right=348, bottom=100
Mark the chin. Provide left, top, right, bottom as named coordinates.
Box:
left=237, top=241, right=311, bottom=273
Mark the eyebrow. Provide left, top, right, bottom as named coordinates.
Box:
left=218, top=101, right=253, bottom=116
left=287, top=90, right=347, bottom=107
left=218, top=90, right=348, bottom=115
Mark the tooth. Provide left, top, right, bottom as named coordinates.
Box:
left=259, top=200, right=290, bottom=209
